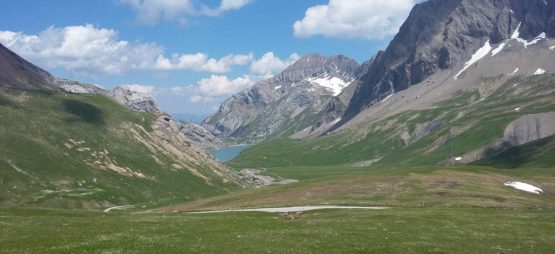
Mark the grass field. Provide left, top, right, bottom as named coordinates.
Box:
left=1, top=206, right=554, bottom=254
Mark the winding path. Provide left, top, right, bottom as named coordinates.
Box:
left=187, top=205, right=389, bottom=214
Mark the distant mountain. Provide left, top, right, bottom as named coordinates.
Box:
left=203, top=54, right=364, bottom=142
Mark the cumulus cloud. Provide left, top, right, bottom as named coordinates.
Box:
left=202, top=0, right=251, bottom=16
left=293, top=0, right=416, bottom=40
left=250, top=52, right=300, bottom=77
left=0, top=24, right=252, bottom=75
left=153, top=53, right=253, bottom=73
left=198, top=75, right=254, bottom=97
left=120, top=0, right=251, bottom=25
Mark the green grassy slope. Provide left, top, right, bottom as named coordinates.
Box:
left=161, top=166, right=555, bottom=212
left=0, top=88, right=237, bottom=209
left=230, top=75, right=555, bottom=169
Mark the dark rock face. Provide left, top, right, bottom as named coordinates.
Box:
left=344, top=0, right=555, bottom=120
left=0, top=43, right=57, bottom=91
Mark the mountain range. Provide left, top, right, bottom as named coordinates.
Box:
left=1, top=0, right=554, bottom=209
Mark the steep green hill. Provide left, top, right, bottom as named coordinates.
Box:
left=0, top=88, right=238, bottom=209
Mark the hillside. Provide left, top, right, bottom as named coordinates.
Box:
left=0, top=88, right=239, bottom=209
left=231, top=73, right=555, bottom=169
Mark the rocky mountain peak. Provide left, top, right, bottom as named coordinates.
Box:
left=273, top=53, right=360, bottom=83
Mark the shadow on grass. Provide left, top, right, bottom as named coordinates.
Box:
left=62, top=99, right=105, bottom=125
left=476, top=137, right=555, bottom=168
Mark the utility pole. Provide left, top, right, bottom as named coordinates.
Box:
left=444, top=119, right=453, bottom=167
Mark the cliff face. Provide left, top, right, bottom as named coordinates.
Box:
left=344, top=0, right=555, bottom=120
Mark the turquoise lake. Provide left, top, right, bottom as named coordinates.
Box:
left=210, top=144, right=251, bottom=162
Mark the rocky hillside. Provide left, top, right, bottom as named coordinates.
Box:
left=203, top=54, right=363, bottom=142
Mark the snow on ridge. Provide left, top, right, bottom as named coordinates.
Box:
left=504, top=181, right=543, bottom=194
left=534, top=68, right=546, bottom=75
left=454, top=40, right=492, bottom=80
left=306, top=76, right=350, bottom=96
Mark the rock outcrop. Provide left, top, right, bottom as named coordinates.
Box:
left=179, top=121, right=225, bottom=150
left=55, top=78, right=107, bottom=95
left=504, top=112, right=555, bottom=146
left=111, top=86, right=160, bottom=113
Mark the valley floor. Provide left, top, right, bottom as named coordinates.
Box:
left=1, top=165, right=555, bottom=253
left=1, top=206, right=554, bottom=253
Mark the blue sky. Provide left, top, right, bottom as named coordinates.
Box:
left=0, top=0, right=418, bottom=118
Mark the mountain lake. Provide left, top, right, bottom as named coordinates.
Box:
left=210, top=144, right=251, bottom=162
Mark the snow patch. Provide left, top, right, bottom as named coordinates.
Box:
left=512, top=23, right=547, bottom=48
left=454, top=157, right=463, bottom=161
left=550, top=46, right=555, bottom=51
left=274, top=85, right=282, bottom=91
left=381, top=94, right=394, bottom=104
left=306, top=76, right=350, bottom=96
left=504, top=181, right=543, bottom=194
left=534, top=68, right=546, bottom=75
left=454, top=40, right=492, bottom=80
left=514, top=107, right=520, bottom=112
left=104, top=205, right=134, bottom=212
left=491, top=42, right=506, bottom=56
left=328, top=117, right=342, bottom=126
left=510, top=68, right=519, bottom=76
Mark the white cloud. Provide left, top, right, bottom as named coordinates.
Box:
left=124, top=84, right=155, bottom=95
left=250, top=52, right=300, bottom=77
left=120, top=0, right=251, bottom=25
left=293, top=0, right=416, bottom=40
left=198, top=75, right=255, bottom=97
left=0, top=24, right=161, bottom=75
left=153, top=52, right=253, bottom=73
left=203, top=0, right=251, bottom=16
left=0, top=24, right=253, bottom=75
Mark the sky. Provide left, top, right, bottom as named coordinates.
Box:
left=0, top=0, right=419, bottom=120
